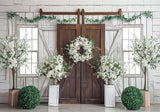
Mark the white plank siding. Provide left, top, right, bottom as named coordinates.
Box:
left=0, top=12, right=8, bottom=103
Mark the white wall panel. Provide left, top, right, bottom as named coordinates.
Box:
left=153, top=12, right=160, bottom=19
left=0, top=6, right=30, bottom=12
left=153, top=26, right=160, bottom=32
left=1, top=0, right=160, bottom=6
left=0, top=0, right=14, bottom=5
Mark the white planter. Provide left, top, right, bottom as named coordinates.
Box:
left=104, top=84, right=115, bottom=107
left=48, top=85, right=59, bottom=106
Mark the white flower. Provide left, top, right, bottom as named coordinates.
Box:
left=55, top=64, right=62, bottom=70
left=131, top=37, right=160, bottom=69
left=97, top=55, right=126, bottom=80
left=0, top=37, right=29, bottom=69
left=8, top=58, right=17, bottom=68
left=46, top=70, right=53, bottom=78
left=36, top=54, right=69, bottom=81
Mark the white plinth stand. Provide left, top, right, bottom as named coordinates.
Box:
left=104, top=84, right=115, bottom=107
left=48, top=85, right=59, bottom=106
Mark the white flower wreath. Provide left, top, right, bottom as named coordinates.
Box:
left=65, top=36, right=95, bottom=63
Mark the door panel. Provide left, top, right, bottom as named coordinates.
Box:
left=57, top=24, right=105, bottom=104
left=57, top=24, right=80, bottom=103
left=81, top=24, right=105, bottom=104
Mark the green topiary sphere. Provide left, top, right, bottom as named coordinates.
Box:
left=18, top=86, right=41, bottom=109
left=121, top=86, right=144, bottom=110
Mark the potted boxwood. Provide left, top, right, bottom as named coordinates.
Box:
left=131, top=36, right=160, bottom=107
left=92, top=55, right=126, bottom=107
left=18, top=86, right=41, bottom=109
left=121, top=86, right=144, bottom=110
left=36, top=53, right=71, bottom=106
left=0, top=37, right=29, bottom=107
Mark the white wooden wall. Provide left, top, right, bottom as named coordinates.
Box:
left=0, top=0, right=160, bottom=104
left=0, top=12, right=9, bottom=103
left=150, top=11, right=160, bottom=103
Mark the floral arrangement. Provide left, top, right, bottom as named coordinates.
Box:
left=131, top=37, right=160, bottom=69
left=36, top=54, right=71, bottom=85
left=65, top=36, right=95, bottom=63
left=92, top=55, right=125, bottom=85
left=0, top=37, right=29, bottom=89
left=0, top=37, right=29, bottom=68
left=131, top=36, right=160, bottom=90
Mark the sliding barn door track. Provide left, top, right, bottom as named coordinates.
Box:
left=40, top=8, right=122, bottom=24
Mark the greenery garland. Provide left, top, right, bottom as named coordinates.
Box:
left=86, top=11, right=152, bottom=24
left=7, top=12, right=76, bottom=24
left=8, top=11, right=152, bottom=24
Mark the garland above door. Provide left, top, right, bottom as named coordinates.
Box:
left=40, top=8, right=122, bottom=24
left=7, top=9, right=152, bottom=24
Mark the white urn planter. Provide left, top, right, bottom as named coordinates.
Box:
left=104, top=84, right=115, bottom=107
left=48, top=85, right=59, bottom=106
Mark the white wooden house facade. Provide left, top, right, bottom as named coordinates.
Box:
left=0, top=0, right=160, bottom=104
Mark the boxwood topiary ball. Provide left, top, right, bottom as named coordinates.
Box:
left=18, top=86, right=41, bottom=109
left=121, top=86, right=144, bottom=110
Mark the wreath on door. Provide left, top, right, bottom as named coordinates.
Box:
left=65, top=36, right=95, bottom=63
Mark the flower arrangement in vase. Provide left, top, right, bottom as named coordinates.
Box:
left=92, top=55, right=126, bottom=107
left=92, top=55, right=125, bottom=85
left=36, top=54, right=71, bottom=84
left=36, top=53, right=71, bottom=106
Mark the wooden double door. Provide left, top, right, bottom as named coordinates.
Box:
left=57, top=24, right=105, bottom=104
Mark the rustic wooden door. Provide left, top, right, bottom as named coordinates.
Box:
left=57, top=24, right=105, bottom=104
left=81, top=24, right=105, bottom=104
left=57, top=24, right=81, bottom=103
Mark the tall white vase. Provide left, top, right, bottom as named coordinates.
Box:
left=48, top=85, right=59, bottom=106
left=104, top=84, right=115, bottom=107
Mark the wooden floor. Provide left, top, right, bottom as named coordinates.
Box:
left=0, top=103, right=159, bottom=112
